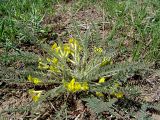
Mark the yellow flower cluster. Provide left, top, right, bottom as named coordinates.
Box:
left=69, top=37, right=82, bottom=52
left=51, top=37, right=81, bottom=58
left=100, top=57, right=113, bottom=67
left=37, top=37, right=82, bottom=73
left=38, top=55, right=60, bottom=73
left=114, top=92, right=123, bottom=98
left=94, top=47, right=103, bottom=53
left=98, top=77, right=105, bottom=83
left=64, top=78, right=89, bottom=93
left=47, top=57, right=58, bottom=64
left=28, top=89, right=42, bottom=102
left=38, top=58, right=49, bottom=70
left=51, top=43, right=71, bottom=58
left=28, top=75, right=41, bottom=85
left=47, top=57, right=60, bottom=73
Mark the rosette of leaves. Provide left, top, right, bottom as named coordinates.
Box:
left=27, top=36, right=145, bottom=101
left=26, top=36, right=149, bottom=119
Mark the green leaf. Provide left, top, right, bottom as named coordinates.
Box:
left=82, top=97, right=117, bottom=114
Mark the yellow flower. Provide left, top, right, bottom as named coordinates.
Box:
left=69, top=38, right=77, bottom=45
left=52, top=43, right=71, bottom=58
left=28, top=89, right=42, bottom=102
left=100, top=57, right=112, bottom=67
left=81, top=82, right=89, bottom=91
left=51, top=38, right=81, bottom=59
left=96, top=92, right=104, bottom=97
left=63, top=44, right=71, bottom=52
left=67, top=79, right=76, bottom=92
left=28, top=75, right=32, bottom=82
left=69, top=37, right=81, bottom=51
left=38, top=61, right=49, bottom=69
left=51, top=43, right=58, bottom=50
left=94, top=47, right=103, bottom=53
left=99, top=77, right=105, bottom=83
left=114, top=92, right=123, bottom=98
left=32, top=78, right=41, bottom=85
left=63, top=44, right=72, bottom=57
left=49, top=66, right=60, bottom=73
left=28, top=75, right=41, bottom=85
left=46, top=58, right=51, bottom=62
left=67, top=79, right=81, bottom=92
left=65, top=79, right=89, bottom=93
left=47, top=57, right=58, bottom=64
left=52, top=57, right=58, bottom=64
left=74, top=82, right=81, bottom=92
left=51, top=43, right=60, bottom=53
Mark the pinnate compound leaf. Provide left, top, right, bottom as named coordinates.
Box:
left=82, top=97, right=117, bottom=114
